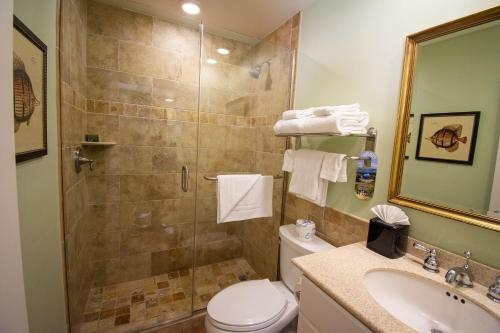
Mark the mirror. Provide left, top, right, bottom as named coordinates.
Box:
left=389, top=6, right=500, bottom=231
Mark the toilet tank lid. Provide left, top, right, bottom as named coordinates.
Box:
left=279, top=224, right=335, bottom=253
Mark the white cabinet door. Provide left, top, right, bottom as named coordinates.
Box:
left=298, top=277, right=373, bottom=333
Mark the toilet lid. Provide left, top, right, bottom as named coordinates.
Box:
left=207, top=279, right=287, bottom=329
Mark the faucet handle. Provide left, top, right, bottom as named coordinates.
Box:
left=463, top=250, right=472, bottom=271
left=413, top=242, right=439, bottom=273
left=487, top=275, right=500, bottom=303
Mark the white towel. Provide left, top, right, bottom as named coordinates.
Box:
left=282, top=108, right=314, bottom=120
left=217, top=174, right=273, bottom=223
left=289, top=149, right=328, bottom=207
left=282, top=149, right=295, bottom=172
left=320, top=153, right=347, bottom=182
left=273, top=112, right=369, bottom=135
left=312, top=103, right=361, bottom=116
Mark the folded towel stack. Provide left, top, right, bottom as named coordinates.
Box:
left=283, top=149, right=347, bottom=207
left=273, top=103, right=369, bottom=135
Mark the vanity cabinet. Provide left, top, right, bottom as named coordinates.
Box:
left=298, top=277, right=372, bottom=333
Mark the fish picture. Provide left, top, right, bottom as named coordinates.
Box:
left=13, top=52, right=40, bottom=132
left=426, top=124, right=467, bottom=153
left=13, top=16, right=47, bottom=163
left=416, top=112, right=480, bottom=165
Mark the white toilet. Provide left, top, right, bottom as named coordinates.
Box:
left=205, top=224, right=335, bottom=333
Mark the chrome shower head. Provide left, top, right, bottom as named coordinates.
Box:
left=249, top=59, right=271, bottom=79
left=249, top=64, right=262, bottom=78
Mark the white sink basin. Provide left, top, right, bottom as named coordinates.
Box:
left=364, top=269, right=500, bottom=333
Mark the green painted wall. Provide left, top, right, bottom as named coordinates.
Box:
left=14, top=0, right=68, bottom=332
left=296, top=0, right=500, bottom=269
left=402, top=24, right=500, bottom=214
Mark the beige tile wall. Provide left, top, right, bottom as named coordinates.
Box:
left=242, top=14, right=301, bottom=280
left=83, top=0, right=268, bottom=288
left=85, top=0, right=200, bottom=287
left=60, top=0, right=89, bottom=332
left=62, top=3, right=299, bottom=329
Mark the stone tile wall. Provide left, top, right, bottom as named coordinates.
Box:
left=284, top=193, right=369, bottom=247
left=83, top=1, right=261, bottom=287
left=61, top=3, right=299, bottom=329
left=242, top=14, right=301, bottom=280
left=60, top=0, right=90, bottom=331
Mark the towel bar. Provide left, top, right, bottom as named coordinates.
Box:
left=344, top=155, right=371, bottom=160
left=204, top=174, right=283, bottom=181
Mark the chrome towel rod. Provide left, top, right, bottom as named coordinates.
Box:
left=344, top=155, right=371, bottom=160
left=204, top=174, right=283, bottom=181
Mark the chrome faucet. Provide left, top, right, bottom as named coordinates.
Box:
left=487, top=275, right=500, bottom=303
left=445, top=250, right=473, bottom=288
left=413, top=242, right=439, bottom=273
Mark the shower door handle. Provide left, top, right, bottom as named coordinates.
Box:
left=181, top=165, right=189, bottom=192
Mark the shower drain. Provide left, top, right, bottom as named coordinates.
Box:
left=431, top=329, right=445, bottom=333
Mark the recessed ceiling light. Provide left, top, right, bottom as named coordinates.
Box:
left=182, top=2, right=200, bottom=15
left=206, top=58, right=217, bottom=64
left=165, top=98, right=174, bottom=102
left=217, top=48, right=229, bottom=55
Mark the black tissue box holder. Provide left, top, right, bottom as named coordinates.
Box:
left=366, top=217, right=407, bottom=259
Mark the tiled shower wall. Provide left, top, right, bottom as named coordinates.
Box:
left=242, top=15, right=301, bottom=280
left=83, top=0, right=260, bottom=287
left=61, top=0, right=299, bottom=329
left=60, top=0, right=90, bottom=331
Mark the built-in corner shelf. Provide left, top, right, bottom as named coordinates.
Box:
left=80, top=141, right=117, bottom=146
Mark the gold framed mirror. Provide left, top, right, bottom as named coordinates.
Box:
left=389, top=6, right=500, bottom=232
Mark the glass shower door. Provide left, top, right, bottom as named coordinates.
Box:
left=192, top=25, right=293, bottom=310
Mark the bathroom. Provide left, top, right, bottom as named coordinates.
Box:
left=1, top=0, right=499, bottom=333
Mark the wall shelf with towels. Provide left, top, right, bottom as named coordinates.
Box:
left=276, top=127, right=377, bottom=152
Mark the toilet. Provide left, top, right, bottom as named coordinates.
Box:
left=205, top=224, right=335, bottom=333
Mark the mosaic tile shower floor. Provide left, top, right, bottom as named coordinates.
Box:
left=80, top=258, right=259, bottom=333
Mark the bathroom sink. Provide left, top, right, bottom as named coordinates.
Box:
left=363, top=270, right=500, bottom=333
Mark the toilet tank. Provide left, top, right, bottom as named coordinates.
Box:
left=279, top=224, right=335, bottom=291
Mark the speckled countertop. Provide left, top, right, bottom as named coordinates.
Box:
left=292, top=242, right=500, bottom=333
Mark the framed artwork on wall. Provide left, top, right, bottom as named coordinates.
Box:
left=415, top=111, right=480, bottom=165
left=13, top=16, right=47, bottom=163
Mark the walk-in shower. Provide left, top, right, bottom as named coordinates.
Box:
left=59, top=1, right=297, bottom=332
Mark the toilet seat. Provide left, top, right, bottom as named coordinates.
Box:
left=207, top=279, right=288, bottom=332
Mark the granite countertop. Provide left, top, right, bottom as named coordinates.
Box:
left=292, top=242, right=500, bottom=333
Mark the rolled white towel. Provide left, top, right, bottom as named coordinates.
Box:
left=313, top=103, right=361, bottom=117
left=273, top=119, right=301, bottom=134
left=282, top=108, right=314, bottom=120
left=273, top=113, right=369, bottom=135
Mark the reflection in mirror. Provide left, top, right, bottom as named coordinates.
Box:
left=389, top=6, right=500, bottom=231
left=401, top=20, right=500, bottom=216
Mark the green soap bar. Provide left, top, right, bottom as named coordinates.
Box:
left=85, top=134, right=99, bottom=142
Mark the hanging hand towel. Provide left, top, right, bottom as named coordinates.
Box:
left=289, top=149, right=328, bottom=207
left=217, top=174, right=273, bottom=223
left=320, top=153, right=348, bottom=182
left=282, top=149, right=295, bottom=172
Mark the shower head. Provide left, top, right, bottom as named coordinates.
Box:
left=249, top=65, right=262, bottom=78
left=249, top=60, right=271, bottom=79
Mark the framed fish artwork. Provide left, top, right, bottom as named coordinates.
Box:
left=415, top=111, right=480, bottom=165
left=13, top=16, right=47, bottom=163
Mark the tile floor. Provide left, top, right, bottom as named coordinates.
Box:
left=81, top=258, right=259, bottom=333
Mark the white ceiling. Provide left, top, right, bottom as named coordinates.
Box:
left=97, top=0, right=316, bottom=44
